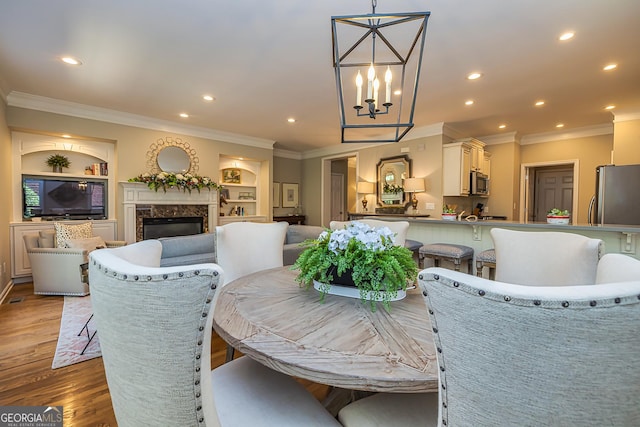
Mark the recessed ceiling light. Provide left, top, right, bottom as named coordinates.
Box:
left=287, top=118, right=296, bottom=123
left=556, top=123, right=565, bottom=128
left=467, top=72, right=482, bottom=80
left=604, top=105, right=616, bottom=110
left=202, top=95, right=214, bottom=102
left=61, top=134, right=72, bottom=138
left=465, top=100, right=474, bottom=106
left=559, top=32, right=575, bottom=41
left=535, top=100, right=545, bottom=107
left=498, top=124, right=507, bottom=129
left=179, top=113, right=189, bottom=118
left=393, top=89, right=402, bottom=95
left=603, top=63, right=617, bottom=71
left=61, top=56, right=82, bottom=65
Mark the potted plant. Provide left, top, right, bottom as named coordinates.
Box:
left=442, top=206, right=457, bottom=221
left=547, top=208, right=570, bottom=224
left=46, top=154, right=71, bottom=173
left=292, top=221, right=418, bottom=311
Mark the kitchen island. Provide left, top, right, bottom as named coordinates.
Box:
left=352, top=215, right=640, bottom=265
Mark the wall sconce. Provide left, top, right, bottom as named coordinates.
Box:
left=403, top=177, right=425, bottom=211
left=357, top=181, right=375, bottom=212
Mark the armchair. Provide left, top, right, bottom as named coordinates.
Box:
left=338, top=267, right=640, bottom=426
left=24, top=229, right=125, bottom=296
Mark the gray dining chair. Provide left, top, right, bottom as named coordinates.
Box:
left=338, top=266, right=640, bottom=426
left=89, top=240, right=340, bottom=427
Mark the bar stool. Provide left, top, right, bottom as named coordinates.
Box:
left=419, top=243, right=474, bottom=273
left=476, top=248, right=496, bottom=278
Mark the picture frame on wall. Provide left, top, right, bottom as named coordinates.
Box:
left=273, top=182, right=281, bottom=208
left=222, top=168, right=241, bottom=184
left=282, top=182, right=299, bottom=208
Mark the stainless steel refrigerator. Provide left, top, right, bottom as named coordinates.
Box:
left=589, top=164, right=640, bottom=225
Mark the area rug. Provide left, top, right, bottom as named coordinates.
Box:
left=52, top=296, right=102, bottom=369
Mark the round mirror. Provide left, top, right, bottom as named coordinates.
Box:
left=157, top=146, right=191, bottom=173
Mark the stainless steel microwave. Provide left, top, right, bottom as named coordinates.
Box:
left=471, top=171, right=489, bottom=195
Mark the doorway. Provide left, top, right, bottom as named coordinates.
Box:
left=321, top=154, right=358, bottom=226
left=520, top=160, right=579, bottom=223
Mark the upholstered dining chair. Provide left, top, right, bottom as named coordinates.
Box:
left=89, top=240, right=340, bottom=427
left=490, top=228, right=603, bottom=286
left=338, top=267, right=640, bottom=426
left=215, top=221, right=288, bottom=361
left=215, top=221, right=288, bottom=285
left=596, top=252, right=640, bottom=283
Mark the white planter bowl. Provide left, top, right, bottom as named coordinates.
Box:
left=547, top=216, right=570, bottom=225
left=442, top=213, right=457, bottom=221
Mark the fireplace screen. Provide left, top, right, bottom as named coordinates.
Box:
left=143, top=217, right=204, bottom=240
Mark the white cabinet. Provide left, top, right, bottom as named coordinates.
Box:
left=10, top=220, right=117, bottom=280
left=443, top=142, right=472, bottom=196
left=443, top=138, right=490, bottom=196
left=218, top=216, right=267, bottom=225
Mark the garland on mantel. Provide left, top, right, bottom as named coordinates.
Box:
left=128, top=172, right=223, bottom=193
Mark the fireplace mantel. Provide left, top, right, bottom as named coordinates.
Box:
left=120, top=182, right=218, bottom=243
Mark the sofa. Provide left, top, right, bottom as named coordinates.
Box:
left=157, top=224, right=325, bottom=268
left=282, top=224, right=325, bottom=266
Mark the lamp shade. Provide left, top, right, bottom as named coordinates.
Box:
left=404, top=177, right=425, bottom=193
left=357, top=181, right=375, bottom=194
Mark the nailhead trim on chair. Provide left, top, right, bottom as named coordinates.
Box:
left=91, top=260, right=219, bottom=426
left=419, top=271, right=640, bottom=427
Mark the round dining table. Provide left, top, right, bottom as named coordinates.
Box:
left=212, top=266, right=438, bottom=394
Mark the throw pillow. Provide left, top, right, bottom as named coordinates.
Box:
left=54, top=222, right=94, bottom=248
left=66, top=236, right=107, bottom=253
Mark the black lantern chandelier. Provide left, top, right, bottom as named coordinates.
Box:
left=331, top=1, right=430, bottom=143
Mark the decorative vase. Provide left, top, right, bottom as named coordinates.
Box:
left=547, top=215, right=570, bottom=225
left=442, top=213, right=457, bottom=221
left=313, top=266, right=407, bottom=302
left=52, top=165, right=63, bottom=173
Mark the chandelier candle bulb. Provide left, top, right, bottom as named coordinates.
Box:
left=367, top=64, right=375, bottom=100
left=385, top=67, right=392, bottom=104
left=373, top=78, right=380, bottom=109
left=356, top=71, right=363, bottom=107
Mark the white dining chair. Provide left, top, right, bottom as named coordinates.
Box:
left=215, top=221, right=288, bottom=285
left=89, top=240, right=340, bottom=427
left=596, top=252, right=640, bottom=283
left=338, top=267, right=640, bottom=426
left=490, top=228, right=603, bottom=286
left=215, top=221, right=288, bottom=361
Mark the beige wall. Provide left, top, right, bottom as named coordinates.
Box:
left=613, top=118, right=640, bottom=165
left=485, top=141, right=520, bottom=219
left=519, top=133, right=613, bottom=223
left=7, top=107, right=274, bottom=239
left=0, top=98, right=12, bottom=297
left=273, top=156, right=302, bottom=217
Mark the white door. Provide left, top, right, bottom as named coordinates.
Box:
left=331, top=173, right=345, bottom=221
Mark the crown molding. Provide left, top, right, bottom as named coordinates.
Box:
left=519, top=123, right=613, bottom=145
left=477, top=131, right=520, bottom=146
left=613, top=109, right=640, bottom=122
left=6, top=91, right=275, bottom=150
left=273, top=148, right=302, bottom=160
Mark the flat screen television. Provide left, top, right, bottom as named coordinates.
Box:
left=23, top=175, right=107, bottom=220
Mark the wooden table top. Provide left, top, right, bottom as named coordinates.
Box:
left=213, top=267, right=438, bottom=393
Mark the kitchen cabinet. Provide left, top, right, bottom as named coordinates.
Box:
left=443, top=138, right=490, bottom=196
left=443, top=142, right=472, bottom=196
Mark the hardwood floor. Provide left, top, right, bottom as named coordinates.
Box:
left=0, top=282, right=329, bottom=426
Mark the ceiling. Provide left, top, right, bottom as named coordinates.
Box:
left=1, top=0, right=639, bottom=154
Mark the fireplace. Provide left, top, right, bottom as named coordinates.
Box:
left=143, top=216, right=204, bottom=240
left=120, top=182, right=218, bottom=244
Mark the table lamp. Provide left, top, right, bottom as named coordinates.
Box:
left=357, top=181, right=375, bottom=212
left=403, top=177, right=425, bottom=211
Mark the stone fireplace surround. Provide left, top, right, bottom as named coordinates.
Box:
left=120, top=182, right=218, bottom=244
